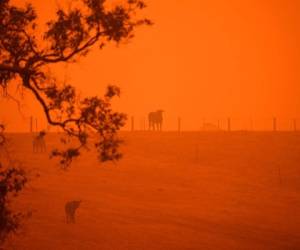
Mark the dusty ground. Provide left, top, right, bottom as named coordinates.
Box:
left=3, top=132, right=300, bottom=250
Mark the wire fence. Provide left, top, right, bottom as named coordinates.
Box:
left=122, top=115, right=300, bottom=132
left=23, top=115, right=300, bottom=133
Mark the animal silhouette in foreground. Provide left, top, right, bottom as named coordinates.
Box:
left=32, top=130, right=46, bottom=153
left=148, top=110, right=164, bottom=131
left=65, top=200, right=82, bottom=224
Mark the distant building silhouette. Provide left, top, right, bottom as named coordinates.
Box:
left=201, top=123, right=221, bottom=131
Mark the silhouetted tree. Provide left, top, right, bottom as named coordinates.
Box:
left=0, top=0, right=151, bottom=168
left=0, top=0, right=151, bottom=243
left=0, top=125, right=27, bottom=244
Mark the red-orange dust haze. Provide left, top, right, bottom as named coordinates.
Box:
left=1, top=0, right=300, bottom=131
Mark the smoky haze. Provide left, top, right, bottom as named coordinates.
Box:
left=1, top=0, right=300, bottom=132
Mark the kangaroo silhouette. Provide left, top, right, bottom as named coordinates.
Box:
left=32, top=130, right=46, bottom=153
left=65, top=200, right=81, bottom=224
left=148, top=110, right=164, bottom=131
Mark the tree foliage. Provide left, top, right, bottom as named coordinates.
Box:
left=0, top=125, right=27, bottom=244
left=0, top=0, right=151, bottom=167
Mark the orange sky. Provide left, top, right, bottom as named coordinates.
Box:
left=1, top=0, right=300, bottom=131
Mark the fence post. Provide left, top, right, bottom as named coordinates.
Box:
left=195, top=144, right=199, bottom=163
left=273, top=117, right=277, bottom=132
left=227, top=118, right=231, bottom=132
left=131, top=116, right=134, bottom=131
left=30, top=116, right=33, bottom=133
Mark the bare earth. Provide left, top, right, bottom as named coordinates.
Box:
left=3, top=132, right=300, bottom=250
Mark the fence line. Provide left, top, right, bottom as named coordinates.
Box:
left=124, top=116, right=300, bottom=132
left=24, top=115, right=300, bottom=133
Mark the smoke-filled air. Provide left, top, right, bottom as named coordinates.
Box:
left=0, top=0, right=300, bottom=249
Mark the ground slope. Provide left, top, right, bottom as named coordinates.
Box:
left=4, top=132, right=300, bottom=250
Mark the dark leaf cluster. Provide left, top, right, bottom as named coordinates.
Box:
left=0, top=125, right=27, bottom=244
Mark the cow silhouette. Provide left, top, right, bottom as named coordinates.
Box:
left=65, top=200, right=82, bottom=224
left=148, top=110, right=164, bottom=131
left=32, top=130, right=46, bottom=153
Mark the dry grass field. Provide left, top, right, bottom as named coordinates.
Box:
left=3, top=132, right=300, bottom=250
